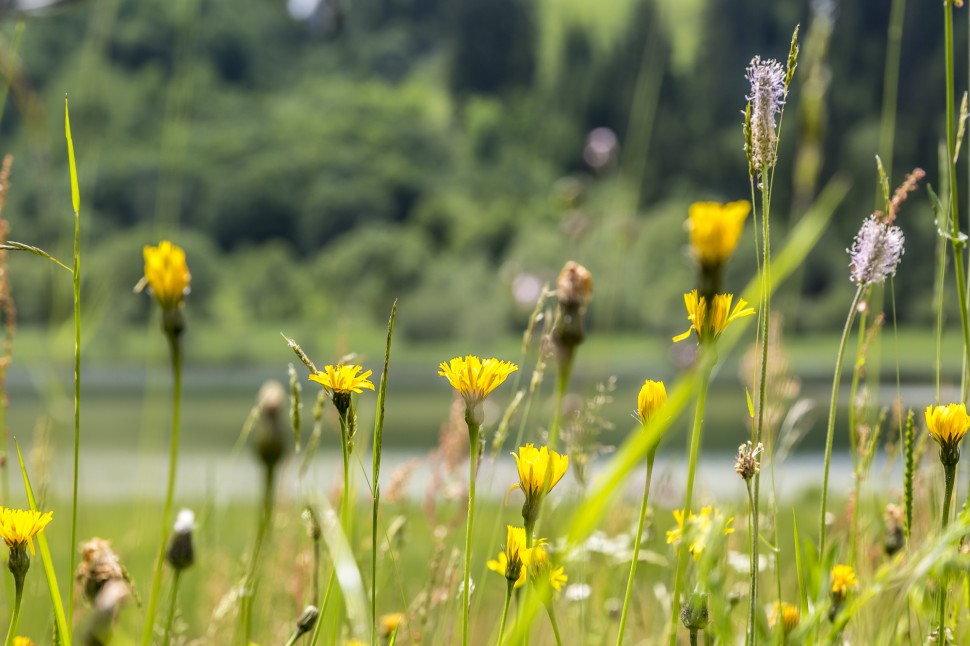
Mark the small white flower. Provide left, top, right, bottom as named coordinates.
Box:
left=173, top=508, right=195, bottom=534
left=746, top=56, right=786, bottom=171
left=848, top=215, right=905, bottom=285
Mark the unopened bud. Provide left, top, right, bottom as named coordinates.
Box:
left=165, top=509, right=195, bottom=571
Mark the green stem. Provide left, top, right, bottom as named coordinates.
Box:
left=544, top=602, right=563, bottom=646
left=616, top=449, right=655, bottom=645
left=462, top=418, right=481, bottom=646
left=668, top=354, right=715, bottom=646
left=283, top=632, right=300, bottom=646
left=689, top=631, right=698, bottom=646
left=749, top=162, right=772, bottom=646
left=162, top=569, right=183, bottom=646
left=938, top=461, right=957, bottom=637
left=141, top=330, right=183, bottom=646
left=69, top=198, right=81, bottom=629
left=4, top=575, right=23, bottom=646
left=745, top=480, right=756, bottom=646
left=547, top=354, right=573, bottom=452
left=309, top=571, right=336, bottom=646
left=242, top=465, right=276, bottom=642
left=818, top=287, right=864, bottom=559
left=497, top=580, right=514, bottom=646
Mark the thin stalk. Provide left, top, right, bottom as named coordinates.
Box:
left=162, top=569, right=183, bottom=646
left=818, top=286, right=864, bottom=558
left=750, top=161, right=772, bottom=646
left=3, top=575, right=22, bottom=646
left=616, top=450, right=656, bottom=645
left=943, top=1, right=970, bottom=409
left=547, top=355, right=573, bottom=452
left=668, top=354, right=715, bottom=646
left=938, top=462, right=957, bottom=637
left=242, top=465, right=276, bottom=643
left=689, top=631, right=698, bottom=646
left=497, top=580, right=514, bottom=645
left=745, top=480, right=756, bottom=646
left=69, top=184, right=81, bottom=630
left=461, top=418, right=481, bottom=646
left=141, top=332, right=183, bottom=646
left=544, top=603, right=563, bottom=646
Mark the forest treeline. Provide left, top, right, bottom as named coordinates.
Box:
left=0, top=0, right=959, bottom=342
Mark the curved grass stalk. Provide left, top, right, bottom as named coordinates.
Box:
left=615, top=450, right=655, bottom=644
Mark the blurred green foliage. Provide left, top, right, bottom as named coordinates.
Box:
left=0, top=0, right=955, bottom=344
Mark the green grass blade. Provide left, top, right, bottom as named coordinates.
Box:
left=793, top=512, right=807, bottom=614
left=371, top=300, right=396, bottom=644
left=14, top=441, right=71, bottom=646
left=64, top=96, right=80, bottom=216
left=316, top=496, right=371, bottom=644
left=0, top=241, right=72, bottom=272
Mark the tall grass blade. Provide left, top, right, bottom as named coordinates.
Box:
left=0, top=241, right=71, bottom=272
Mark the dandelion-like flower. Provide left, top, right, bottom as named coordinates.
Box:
left=688, top=201, right=750, bottom=267
left=769, top=601, right=799, bottom=635
left=745, top=56, right=786, bottom=172
left=309, top=365, right=375, bottom=396
left=438, top=355, right=518, bottom=409
left=486, top=526, right=528, bottom=589
left=925, top=403, right=970, bottom=466
left=829, top=564, right=857, bottom=600
left=525, top=542, right=567, bottom=593
left=141, top=241, right=191, bottom=311
left=637, top=379, right=667, bottom=424
left=848, top=215, right=905, bottom=285
left=665, top=506, right=734, bottom=560
left=0, top=508, right=52, bottom=557
left=734, top=441, right=763, bottom=481
left=510, top=444, right=569, bottom=527
left=379, top=612, right=405, bottom=639
left=13, top=638, right=35, bottom=646
left=672, top=291, right=755, bottom=344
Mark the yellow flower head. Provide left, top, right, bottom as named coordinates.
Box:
left=309, top=365, right=375, bottom=395
left=665, top=506, right=734, bottom=560
left=688, top=201, right=750, bottom=266
left=0, top=508, right=53, bottom=556
left=142, top=241, right=190, bottom=310
left=438, top=355, right=518, bottom=407
left=378, top=613, right=405, bottom=639
left=525, top=542, right=567, bottom=592
left=510, top=444, right=568, bottom=505
left=830, top=564, right=857, bottom=598
left=769, top=602, right=799, bottom=634
left=672, top=290, right=755, bottom=344
left=13, top=638, right=36, bottom=646
left=486, top=525, right=528, bottom=588
left=637, top=379, right=667, bottom=424
left=925, top=403, right=970, bottom=450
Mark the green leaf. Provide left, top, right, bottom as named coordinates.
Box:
left=65, top=97, right=80, bottom=216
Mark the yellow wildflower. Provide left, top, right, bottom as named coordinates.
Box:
left=378, top=613, right=405, bottom=639
left=142, top=241, right=190, bottom=311
left=438, top=355, right=518, bottom=407
left=511, top=444, right=568, bottom=505
left=0, top=508, right=52, bottom=556
left=13, top=638, right=36, bottom=646
left=672, top=290, right=755, bottom=344
left=769, top=602, right=799, bottom=634
left=688, top=201, right=750, bottom=266
left=665, top=506, right=734, bottom=560
left=925, top=403, right=970, bottom=448
left=309, top=365, right=375, bottom=395
left=830, top=564, right=857, bottom=599
left=487, top=526, right=528, bottom=589
left=637, top=380, right=667, bottom=424
left=525, top=542, right=567, bottom=592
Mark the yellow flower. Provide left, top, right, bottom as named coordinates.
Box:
left=665, top=506, right=734, bottom=560
left=768, top=602, right=799, bottom=634
left=0, top=508, right=53, bottom=556
left=525, top=542, right=567, bottom=592
left=486, top=526, right=528, bottom=589
left=438, top=355, right=518, bottom=407
left=830, top=564, right=857, bottom=598
left=142, top=241, right=190, bottom=310
left=13, top=638, right=36, bottom=646
left=688, top=200, right=750, bottom=266
left=511, top=444, right=568, bottom=501
left=309, top=365, right=375, bottom=395
left=378, top=612, right=405, bottom=639
left=925, top=403, right=970, bottom=448
left=672, top=290, right=755, bottom=344
left=637, top=379, right=667, bottom=423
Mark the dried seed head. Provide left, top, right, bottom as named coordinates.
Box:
left=848, top=215, right=905, bottom=285
left=745, top=57, right=786, bottom=173
left=734, top=441, right=763, bottom=481
left=76, top=538, right=125, bottom=604
left=555, top=261, right=593, bottom=308
left=165, top=509, right=196, bottom=571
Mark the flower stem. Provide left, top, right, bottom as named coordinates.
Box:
left=818, top=286, right=863, bottom=559
left=242, top=462, right=277, bottom=642
left=4, top=575, right=23, bottom=646
left=616, top=449, right=656, bottom=645
left=668, top=353, right=715, bottom=646
left=745, top=479, right=756, bottom=646
left=938, top=461, right=957, bottom=637
left=141, top=331, right=183, bottom=646
left=462, top=418, right=481, bottom=646
left=68, top=197, right=81, bottom=630
left=545, top=602, right=563, bottom=646
left=547, top=354, right=573, bottom=452
left=162, top=569, right=183, bottom=646
left=497, top=580, right=514, bottom=645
